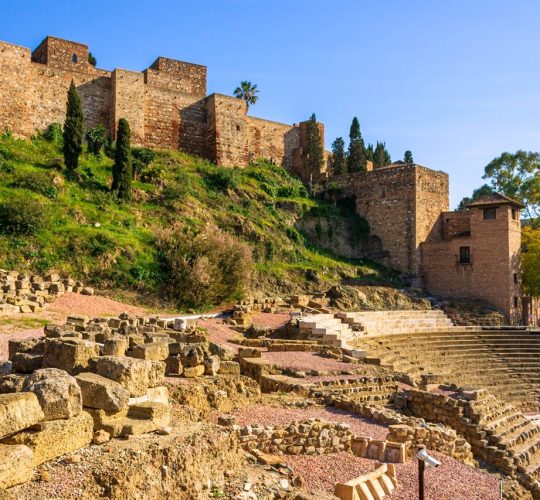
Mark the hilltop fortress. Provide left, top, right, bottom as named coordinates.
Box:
left=0, top=36, right=524, bottom=323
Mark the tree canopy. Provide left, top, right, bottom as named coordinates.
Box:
left=62, top=81, right=83, bottom=171
left=305, top=113, right=324, bottom=182
left=404, top=150, right=414, bottom=163
left=330, top=137, right=347, bottom=175
left=483, top=150, right=540, bottom=222
left=233, top=81, right=259, bottom=109
left=347, top=117, right=366, bottom=172
left=456, top=184, right=495, bottom=211
left=522, top=226, right=540, bottom=296
left=373, top=141, right=391, bottom=169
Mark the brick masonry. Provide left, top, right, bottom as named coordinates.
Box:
left=0, top=35, right=325, bottom=180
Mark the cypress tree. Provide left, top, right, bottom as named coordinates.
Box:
left=305, top=113, right=324, bottom=182
left=63, top=81, right=83, bottom=171
left=404, top=150, right=414, bottom=163
left=373, top=141, right=392, bottom=169
left=330, top=137, right=347, bottom=175
left=365, top=143, right=374, bottom=162
left=111, top=118, right=132, bottom=201
left=347, top=117, right=366, bottom=172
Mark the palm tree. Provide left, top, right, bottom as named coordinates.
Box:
left=233, top=81, right=259, bottom=110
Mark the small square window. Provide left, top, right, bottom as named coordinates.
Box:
left=514, top=296, right=519, bottom=308
left=483, top=208, right=497, bottom=220
left=236, top=125, right=241, bottom=131
left=514, top=273, right=518, bottom=285
left=459, top=246, right=470, bottom=264
left=512, top=208, right=519, bottom=221
left=71, top=54, right=78, bottom=64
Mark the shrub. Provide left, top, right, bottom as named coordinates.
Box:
left=43, top=123, right=63, bottom=143
left=86, top=124, right=108, bottom=156
left=9, top=171, right=58, bottom=199
left=0, top=196, right=48, bottom=235
left=132, top=147, right=156, bottom=179
left=202, top=168, right=239, bottom=191
left=157, top=225, right=253, bottom=309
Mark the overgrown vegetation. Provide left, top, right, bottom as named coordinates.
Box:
left=0, top=132, right=398, bottom=310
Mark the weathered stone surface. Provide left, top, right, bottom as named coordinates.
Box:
left=148, top=361, right=166, bottom=388
left=103, top=337, right=127, bottom=356
left=23, top=368, right=82, bottom=420
left=0, top=392, right=44, bottom=439
left=75, top=372, right=129, bottom=412
left=165, top=356, right=183, bottom=376
left=0, top=374, right=26, bottom=394
left=130, top=342, right=169, bottom=361
left=103, top=402, right=171, bottom=437
left=181, top=346, right=205, bottom=367
left=11, top=353, right=43, bottom=373
left=219, top=361, right=241, bottom=375
left=8, top=338, right=43, bottom=359
left=94, top=356, right=152, bottom=397
left=204, top=355, right=221, bottom=376
left=2, top=411, right=93, bottom=466
left=0, top=444, right=34, bottom=489
left=93, top=429, right=110, bottom=445
left=183, top=365, right=205, bottom=378
left=42, top=339, right=100, bottom=374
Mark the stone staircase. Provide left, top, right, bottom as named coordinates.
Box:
left=298, top=314, right=360, bottom=348
left=360, top=330, right=540, bottom=411
left=336, top=309, right=455, bottom=336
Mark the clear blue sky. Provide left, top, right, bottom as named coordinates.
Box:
left=3, top=0, right=540, bottom=207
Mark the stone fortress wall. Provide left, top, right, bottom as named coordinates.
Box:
left=0, top=36, right=325, bottom=182
left=0, top=35, right=523, bottom=322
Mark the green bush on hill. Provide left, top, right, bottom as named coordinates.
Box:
left=0, top=132, right=398, bottom=310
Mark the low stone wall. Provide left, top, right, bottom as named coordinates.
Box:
left=330, top=397, right=475, bottom=465
left=0, top=270, right=94, bottom=315
left=230, top=418, right=352, bottom=455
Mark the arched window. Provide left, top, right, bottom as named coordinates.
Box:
left=71, top=54, right=78, bottom=64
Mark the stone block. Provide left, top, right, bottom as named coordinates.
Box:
left=8, top=338, right=44, bottom=359
left=94, top=356, right=152, bottom=397
left=11, top=353, right=43, bottom=374
left=103, top=337, right=127, bottom=356
left=204, top=355, right=221, bottom=376
left=42, top=338, right=100, bottom=374
left=75, top=372, right=129, bottom=412
left=23, top=368, right=82, bottom=421
left=130, top=342, right=169, bottom=361
left=180, top=346, right=205, bottom=367
left=219, top=361, right=241, bottom=375
left=184, top=365, right=205, bottom=378
left=0, top=392, right=44, bottom=439
left=0, top=444, right=34, bottom=489
left=0, top=375, right=26, bottom=394
left=148, top=361, right=165, bottom=387
left=165, top=356, right=183, bottom=376
left=2, top=411, right=93, bottom=466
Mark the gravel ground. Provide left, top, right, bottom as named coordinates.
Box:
left=198, top=318, right=246, bottom=351
left=0, top=327, right=43, bottom=361
left=49, top=292, right=146, bottom=316
left=251, top=312, right=291, bottom=329
left=285, top=450, right=500, bottom=499
left=228, top=405, right=389, bottom=440
left=262, top=351, right=357, bottom=373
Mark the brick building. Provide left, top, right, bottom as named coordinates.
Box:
left=327, top=164, right=523, bottom=323
left=0, top=36, right=326, bottom=181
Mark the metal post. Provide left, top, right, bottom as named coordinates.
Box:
left=418, top=445, right=426, bottom=500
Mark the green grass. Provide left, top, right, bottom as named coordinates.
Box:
left=0, top=132, right=400, bottom=310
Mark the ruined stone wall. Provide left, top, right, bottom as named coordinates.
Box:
left=422, top=205, right=522, bottom=322
left=111, top=70, right=145, bottom=144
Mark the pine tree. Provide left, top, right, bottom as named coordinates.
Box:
left=330, top=137, right=347, bottom=175
left=62, top=81, right=83, bottom=171
left=373, top=141, right=392, bottom=169
left=347, top=117, right=366, bottom=172
left=404, top=150, right=414, bottom=163
left=365, top=143, right=374, bottom=162
left=305, top=113, right=324, bottom=182
left=111, top=118, right=132, bottom=201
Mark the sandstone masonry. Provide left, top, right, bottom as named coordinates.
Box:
left=0, top=36, right=326, bottom=181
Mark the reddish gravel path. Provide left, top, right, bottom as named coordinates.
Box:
left=228, top=405, right=389, bottom=440
left=262, top=351, right=356, bottom=373
left=251, top=312, right=291, bottom=329
left=50, top=292, right=146, bottom=316
left=198, top=318, right=245, bottom=352
left=285, top=450, right=499, bottom=499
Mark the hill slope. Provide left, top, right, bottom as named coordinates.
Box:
left=0, top=133, right=399, bottom=310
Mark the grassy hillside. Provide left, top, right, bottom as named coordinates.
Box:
left=0, top=132, right=399, bottom=310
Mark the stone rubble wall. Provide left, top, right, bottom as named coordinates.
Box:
left=0, top=269, right=94, bottom=315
